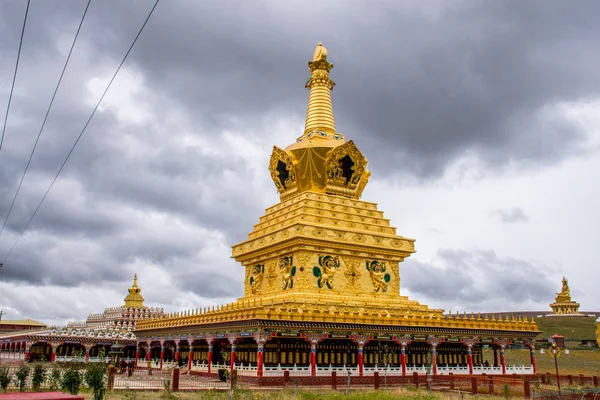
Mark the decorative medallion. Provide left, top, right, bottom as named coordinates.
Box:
left=343, top=257, right=363, bottom=294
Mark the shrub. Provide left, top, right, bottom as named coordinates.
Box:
left=15, top=364, right=30, bottom=392
left=85, top=360, right=107, bottom=400
left=0, top=366, right=11, bottom=393
left=31, top=363, right=46, bottom=391
left=61, top=366, right=82, bottom=395
left=49, top=365, right=61, bottom=390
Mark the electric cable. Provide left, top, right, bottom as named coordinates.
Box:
left=0, top=0, right=161, bottom=264
left=0, top=0, right=92, bottom=238
left=0, top=0, right=31, bottom=152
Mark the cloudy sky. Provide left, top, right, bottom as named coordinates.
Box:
left=0, top=0, right=598, bottom=326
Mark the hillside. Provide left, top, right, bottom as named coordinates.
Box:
left=534, top=316, right=597, bottom=341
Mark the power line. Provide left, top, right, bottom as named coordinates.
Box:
left=0, top=0, right=31, bottom=152
left=0, top=0, right=161, bottom=265
left=0, top=0, right=93, bottom=238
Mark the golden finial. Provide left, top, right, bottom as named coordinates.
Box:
left=304, top=42, right=336, bottom=135
left=313, top=42, right=328, bottom=61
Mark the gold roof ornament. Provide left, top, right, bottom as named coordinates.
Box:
left=268, top=43, right=370, bottom=200
left=123, top=273, right=146, bottom=308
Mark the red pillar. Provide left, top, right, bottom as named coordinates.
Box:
left=24, top=348, right=29, bottom=362
left=431, top=345, right=438, bottom=375
left=159, top=347, right=165, bottom=369
left=230, top=344, right=236, bottom=373
left=175, top=346, right=181, bottom=362
left=51, top=350, right=56, bottom=362
left=500, top=346, right=506, bottom=375
left=135, top=349, right=139, bottom=367
left=467, top=345, right=474, bottom=375
left=85, top=349, right=90, bottom=362
left=401, top=344, right=407, bottom=376
left=358, top=345, right=364, bottom=377
left=207, top=345, right=213, bottom=374
left=310, top=341, right=317, bottom=377
left=529, top=346, right=537, bottom=374
left=257, top=346, right=264, bottom=377
left=493, top=348, right=498, bottom=367
left=187, top=349, right=193, bottom=371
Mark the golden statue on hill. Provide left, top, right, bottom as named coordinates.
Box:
left=549, top=276, right=581, bottom=315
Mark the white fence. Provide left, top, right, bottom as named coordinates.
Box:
left=190, top=362, right=533, bottom=376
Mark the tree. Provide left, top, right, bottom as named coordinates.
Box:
left=49, top=365, right=61, bottom=391
left=61, top=365, right=82, bottom=395
left=15, top=364, right=30, bottom=392
left=0, top=366, right=11, bottom=393
left=32, top=363, right=46, bottom=391
left=85, top=349, right=108, bottom=400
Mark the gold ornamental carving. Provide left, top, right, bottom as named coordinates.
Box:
left=249, top=264, right=265, bottom=295
left=325, top=140, right=370, bottom=198
left=313, top=255, right=341, bottom=290
left=279, top=255, right=296, bottom=290
left=366, top=260, right=390, bottom=293
left=269, top=146, right=297, bottom=199
left=294, top=252, right=312, bottom=289
left=265, top=260, right=277, bottom=293
left=343, top=257, right=363, bottom=294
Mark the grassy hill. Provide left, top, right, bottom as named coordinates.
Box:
left=534, top=316, right=597, bottom=341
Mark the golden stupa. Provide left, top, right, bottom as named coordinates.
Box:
left=135, top=45, right=539, bottom=374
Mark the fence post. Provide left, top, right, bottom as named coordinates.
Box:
left=524, top=380, right=531, bottom=398
left=171, top=368, right=180, bottom=392
left=568, top=374, right=573, bottom=385
left=374, top=371, right=380, bottom=390
left=283, top=370, right=290, bottom=386
left=108, top=366, right=116, bottom=391
left=413, top=371, right=419, bottom=388
left=593, top=376, right=598, bottom=387
left=471, top=376, right=478, bottom=395
left=332, top=371, right=337, bottom=390
left=488, top=376, right=494, bottom=394
left=449, top=372, right=454, bottom=390
left=230, top=369, right=237, bottom=390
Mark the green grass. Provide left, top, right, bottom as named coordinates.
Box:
left=483, top=347, right=600, bottom=375
left=535, top=316, right=596, bottom=341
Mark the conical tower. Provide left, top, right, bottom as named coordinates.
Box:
left=232, top=43, right=440, bottom=318
left=123, top=274, right=146, bottom=308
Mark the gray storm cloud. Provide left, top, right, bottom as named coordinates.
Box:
left=0, top=0, right=598, bottom=322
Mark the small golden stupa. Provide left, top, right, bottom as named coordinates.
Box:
left=549, top=277, right=581, bottom=315
left=124, top=274, right=146, bottom=309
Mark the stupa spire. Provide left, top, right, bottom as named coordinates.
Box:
left=123, top=273, right=146, bottom=308
left=304, top=42, right=336, bottom=135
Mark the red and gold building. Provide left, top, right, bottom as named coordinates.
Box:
left=134, top=43, right=540, bottom=377
left=0, top=275, right=163, bottom=362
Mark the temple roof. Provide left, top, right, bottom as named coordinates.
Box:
left=0, top=319, right=46, bottom=327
